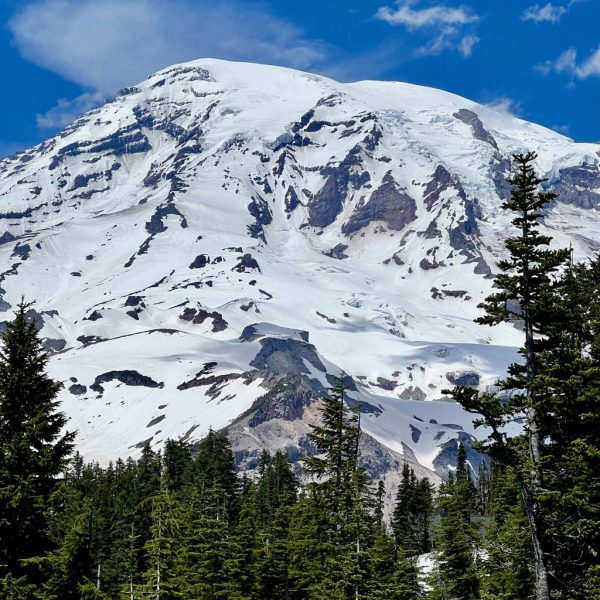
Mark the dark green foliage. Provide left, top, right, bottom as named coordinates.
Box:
left=0, top=300, right=75, bottom=584
left=301, top=375, right=360, bottom=504
left=432, top=444, right=480, bottom=600
left=392, top=463, right=434, bottom=557
left=480, top=462, right=534, bottom=599
left=446, top=153, right=600, bottom=598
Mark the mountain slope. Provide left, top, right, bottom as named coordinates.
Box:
left=1, top=59, right=599, bottom=485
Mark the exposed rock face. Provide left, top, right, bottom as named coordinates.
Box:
left=42, top=338, right=67, bottom=353
left=446, top=371, right=480, bottom=387
left=398, top=386, right=427, bottom=400
left=69, top=384, right=87, bottom=395
left=246, top=373, right=323, bottom=426
left=226, top=371, right=440, bottom=502
left=250, top=337, right=326, bottom=374
left=189, top=254, right=209, bottom=269
left=233, top=254, right=260, bottom=273
left=376, top=376, right=397, bottom=391
left=90, top=370, right=164, bottom=394
left=247, top=196, right=272, bottom=241
left=179, top=307, right=228, bottom=332
left=308, top=146, right=370, bottom=228
left=324, top=243, right=349, bottom=259
left=553, top=163, right=600, bottom=209
left=178, top=371, right=243, bottom=395
left=448, top=197, right=482, bottom=258
left=424, top=165, right=464, bottom=210
left=284, top=186, right=301, bottom=212
left=343, top=173, right=417, bottom=235
left=433, top=433, right=488, bottom=480
left=453, top=108, right=499, bottom=150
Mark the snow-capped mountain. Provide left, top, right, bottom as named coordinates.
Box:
left=1, top=59, right=599, bottom=488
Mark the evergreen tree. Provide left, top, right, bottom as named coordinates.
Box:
left=533, top=257, right=600, bottom=597
left=175, top=487, right=232, bottom=599
left=287, top=486, right=335, bottom=598
left=367, top=481, right=422, bottom=600
left=301, top=375, right=361, bottom=505
left=0, top=300, right=75, bottom=586
left=190, top=429, right=239, bottom=522
left=138, top=467, right=182, bottom=600
left=480, top=461, right=534, bottom=599
left=433, top=444, right=480, bottom=600
left=392, top=464, right=434, bottom=557
left=446, top=153, right=570, bottom=600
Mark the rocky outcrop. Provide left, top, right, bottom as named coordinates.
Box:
left=553, top=163, right=600, bottom=209
left=177, top=371, right=243, bottom=397
left=189, top=254, right=210, bottom=269
left=308, top=146, right=370, bottom=228
left=179, top=307, right=228, bottom=332
left=233, top=254, right=260, bottom=273
left=398, top=386, right=427, bottom=400
left=42, top=338, right=66, bottom=353
left=433, top=433, right=487, bottom=480
left=324, top=243, right=349, bottom=259
left=247, top=196, right=272, bottom=241
left=90, top=370, right=164, bottom=394
left=423, top=165, right=466, bottom=210
left=343, top=172, right=416, bottom=235
left=250, top=337, right=326, bottom=375
left=453, top=108, right=499, bottom=150
left=446, top=370, right=480, bottom=387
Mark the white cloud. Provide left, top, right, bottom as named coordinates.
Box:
left=376, top=0, right=478, bottom=29
left=483, top=97, right=523, bottom=117
left=414, top=26, right=478, bottom=57
left=536, top=46, right=600, bottom=80
left=36, top=91, right=105, bottom=129
left=375, top=1, right=480, bottom=58
left=9, top=0, right=329, bottom=94
left=458, top=34, right=479, bottom=57
left=576, top=47, right=600, bottom=79
left=521, top=3, right=568, bottom=23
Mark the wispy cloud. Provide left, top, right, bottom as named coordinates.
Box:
left=36, top=91, right=105, bottom=129
left=376, top=0, right=478, bottom=29
left=483, top=97, right=523, bottom=117
left=536, top=46, right=600, bottom=80
left=9, top=0, right=330, bottom=95
left=458, top=34, right=479, bottom=58
left=521, top=0, right=587, bottom=24
left=375, top=1, right=480, bottom=58
left=521, top=3, right=568, bottom=23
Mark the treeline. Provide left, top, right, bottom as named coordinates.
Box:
left=0, top=371, right=535, bottom=599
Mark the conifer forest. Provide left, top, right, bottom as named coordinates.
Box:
left=0, top=154, right=599, bottom=600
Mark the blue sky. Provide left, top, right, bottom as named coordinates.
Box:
left=0, top=0, right=599, bottom=157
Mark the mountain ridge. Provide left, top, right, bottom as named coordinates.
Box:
left=1, top=58, right=599, bottom=489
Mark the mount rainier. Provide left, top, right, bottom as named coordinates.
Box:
left=1, top=59, right=599, bottom=490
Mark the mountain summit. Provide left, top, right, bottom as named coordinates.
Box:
left=1, top=59, right=599, bottom=485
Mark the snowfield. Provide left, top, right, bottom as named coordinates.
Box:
left=1, top=59, right=599, bottom=482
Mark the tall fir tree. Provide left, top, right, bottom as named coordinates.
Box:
left=392, top=464, right=434, bottom=557
left=432, top=444, right=480, bottom=600
left=302, top=375, right=361, bottom=506
left=480, top=461, right=534, bottom=599
left=0, top=300, right=75, bottom=588
left=447, top=153, right=570, bottom=600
